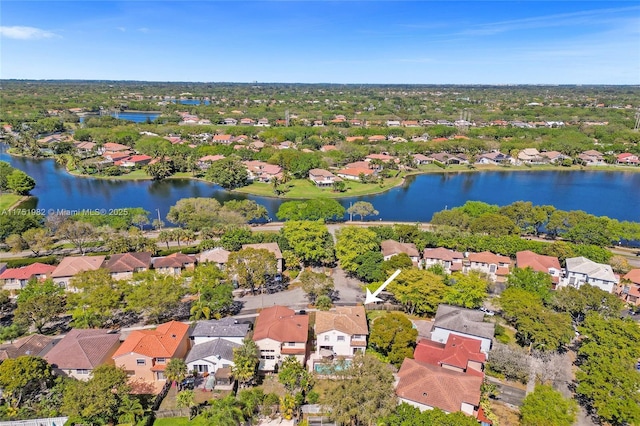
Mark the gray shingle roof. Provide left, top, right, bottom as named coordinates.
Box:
left=433, top=305, right=495, bottom=340
left=190, top=318, right=250, bottom=339
left=185, top=338, right=240, bottom=364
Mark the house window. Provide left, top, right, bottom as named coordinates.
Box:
left=286, top=342, right=296, bottom=347
left=337, top=336, right=345, bottom=342
left=261, top=355, right=275, bottom=360
left=156, top=358, right=166, bottom=364
left=76, top=369, right=90, bottom=375
left=323, top=335, right=330, bottom=342
left=489, top=264, right=497, bottom=273
left=136, top=359, right=146, bottom=366
left=194, top=364, right=209, bottom=373
left=156, top=371, right=166, bottom=380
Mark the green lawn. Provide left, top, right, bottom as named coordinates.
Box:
left=153, top=417, right=208, bottom=426
left=0, top=194, right=24, bottom=210
left=234, top=175, right=405, bottom=199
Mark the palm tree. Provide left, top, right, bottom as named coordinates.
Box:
left=231, top=338, right=259, bottom=388
left=118, top=395, right=144, bottom=425
left=157, top=230, right=172, bottom=249
left=189, top=300, right=211, bottom=320
left=164, top=358, right=188, bottom=386
left=201, top=395, right=245, bottom=426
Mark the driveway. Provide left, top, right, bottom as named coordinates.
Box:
left=235, top=287, right=308, bottom=313
left=486, top=377, right=527, bottom=407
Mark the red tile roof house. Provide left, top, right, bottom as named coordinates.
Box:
left=413, top=334, right=486, bottom=377
left=431, top=305, right=495, bottom=354
left=413, top=154, right=433, bottom=165
left=395, top=358, right=483, bottom=418
left=0, top=334, right=56, bottom=362
left=99, top=142, right=131, bottom=154
left=0, top=262, right=56, bottom=292
left=336, top=167, right=375, bottom=181
left=197, top=154, right=225, bottom=170
left=44, top=329, right=121, bottom=380
left=152, top=252, right=196, bottom=276
left=242, top=243, right=284, bottom=274
left=617, top=153, right=640, bottom=165
left=253, top=306, right=309, bottom=372
left=465, top=251, right=511, bottom=283
left=105, top=252, right=152, bottom=280
left=243, top=160, right=283, bottom=183
left=422, top=248, right=464, bottom=274
left=366, top=153, right=396, bottom=163
left=516, top=250, right=562, bottom=287
left=212, top=134, right=233, bottom=144
left=308, top=168, right=342, bottom=188
left=51, top=256, right=106, bottom=291
left=368, top=135, right=386, bottom=142
left=380, top=240, right=420, bottom=265
left=578, top=150, right=605, bottom=166
left=113, top=321, right=191, bottom=393
left=618, top=269, right=640, bottom=306
left=118, top=155, right=152, bottom=168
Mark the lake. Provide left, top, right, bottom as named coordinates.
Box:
left=80, top=112, right=161, bottom=123
left=1, top=148, right=638, bottom=223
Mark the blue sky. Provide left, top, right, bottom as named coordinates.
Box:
left=1, top=1, right=639, bottom=84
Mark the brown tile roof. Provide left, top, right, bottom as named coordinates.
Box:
left=336, top=168, right=374, bottom=177
left=152, top=252, right=196, bottom=268
left=381, top=240, right=419, bottom=258
left=0, top=334, right=55, bottom=361
left=51, top=256, right=106, bottom=278
left=414, top=335, right=485, bottom=374
left=423, top=247, right=463, bottom=262
left=253, top=306, right=309, bottom=343
left=198, top=248, right=231, bottom=264
left=113, top=321, right=190, bottom=359
left=468, top=251, right=510, bottom=265
left=315, top=306, right=368, bottom=335
left=516, top=251, right=560, bottom=273
left=623, top=269, right=640, bottom=285
left=0, top=263, right=56, bottom=280
left=396, top=358, right=482, bottom=413
left=105, top=252, right=152, bottom=273
left=242, top=243, right=283, bottom=259
left=44, top=329, right=120, bottom=370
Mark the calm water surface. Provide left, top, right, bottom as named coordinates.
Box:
left=1, top=148, right=638, bottom=222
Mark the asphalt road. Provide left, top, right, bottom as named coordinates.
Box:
left=486, top=377, right=527, bottom=407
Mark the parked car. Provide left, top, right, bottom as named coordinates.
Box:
left=180, top=376, right=195, bottom=390
left=479, top=307, right=495, bottom=316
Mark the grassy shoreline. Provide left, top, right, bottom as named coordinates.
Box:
left=0, top=194, right=29, bottom=210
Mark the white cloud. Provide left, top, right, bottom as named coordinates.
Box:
left=0, top=26, right=59, bottom=40
left=137, top=27, right=149, bottom=33
left=117, top=27, right=126, bottom=32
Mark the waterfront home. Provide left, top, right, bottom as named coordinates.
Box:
left=74, top=141, right=97, bottom=155
left=540, top=151, right=570, bottom=164
left=617, top=153, right=640, bottom=165
left=198, top=247, right=231, bottom=270
left=51, top=256, right=106, bottom=290
left=429, top=152, right=467, bottom=165
left=308, top=168, right=341, bottom=188
left=243, top=160, right=283, bottom=183
left=395, top=358, right=483, bottom=418
left=118, top=155, right=152, bottom=168
left=422, top=248, right=464, bottom=274
left=515, top=251, right=562, bottom=287
left=366, top=153, right=396, bottom=164
left=413, top=334, right=486, bottom=377
left=413, top=154, right=433, bottom=165
left=197, top=154, right=225, bottom=170
left=152, top=252, right=196, bottom=275
left=518, top=148, right=545, bottom=164
left=431, top=305, right=495, bottom=354
left=253, top=306, right=309, bottom=372
left=113, top=321, right=190, bottom=390
left=0, top=334, right=55, bottom=361
left=617, top=269, right=640, bottom=306
left=104, top=252, right=152, bottom=280
left=336, top=167, right=374, bottom=181
left=559, top=257, right=618, bottom=293
left=315, top=306, right=368, bottom=358
left=45, top=329, right=120, bottom=380
left=475, top=151, right=512, bottom=165
left=380, top=240, right=420, bottom=265
left=578, top=150, right=605, bottom=166
left=241, top=242, right=283, bottom=273
left=465, top=251, right=511, bottom=283
left=190, top=317, right=250, bottom=346
left=0, top=262, right=56, bottom=292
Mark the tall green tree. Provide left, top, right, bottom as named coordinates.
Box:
left=56, top=220, right=97, bottom=255
left=226, top=247, right=277, bottom=293
left=281, top=220, right=334, bottom=265
left=201, top=395, right=246, bottom=426
left=232, top=338, right=260, bottom=388
left=369, top=312, right=418, bottom=367
left=165, top=358, right=188, bottom=385
left=507, top=267, right=554, bottom=303
left=335, top=226, right=380, bottom=274
left=445, top=271, right=488, bottom=309
left=14, top=279, right=66, bottom=333
left=278, top=356, right=313, bottom=394
left=67, top=268, right=123, bottom=328
left=299, top=270, right=334, bottom=303
left=387, top=269, right=449, bottom=316
left=206, top=157, right=248, bottom=189
left=6, top=169, right=36, bottom=195
left=0, top=355, right=54, bottom=410
left=379, top=402, right=480, bottom=426
left=347, top=201, right=379, bottom=221
left=124, top=271, right=185, bottom=323
left=520, top=385, right=578, bottom=426
left=277, top=199, right=346, bottom=221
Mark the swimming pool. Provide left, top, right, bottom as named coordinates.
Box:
left=313, top=360, right=352, bottom=374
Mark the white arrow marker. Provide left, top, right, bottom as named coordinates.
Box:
left=365, top=269, right=401, bottom=304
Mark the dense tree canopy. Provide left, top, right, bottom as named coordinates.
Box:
left=520, top=385, right=578, bottom=426
left=276, top=198, right=345, bottom=222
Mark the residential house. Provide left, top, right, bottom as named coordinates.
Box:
left=476, top=151, right=512, bottom=165
left=345, top=136, right=365, bottom=143
left=190, top=317, right=251, bottom=346
left=308, top=168, right=342, bottom=188
left=422, top=248, right=464, bottom=274
left=243, top=160, right=283, bottom=183
left=336, top=167, right=374, bottom=181
left=113, top=321, right=191, bottom=389
left=44, top=329, right=120, bottom=380
left=256, top=118, right=270, bottom=127
left=0, top=334, right=56, bottom=362
left=101, top=142, right=130, bottom=153
left=320, top=145, right=338, bottom=152
left=74, top=141, right=97, bottom=155
left=431, top=305, right=495, bottom=353
left=152, top=252, right=196, bottom=275
left=515, top=250, right=562, bottom=287
left=518, top=148, right=544, bottom=164
left=185, top=338, right=240, bottom=376
left=223, top=118, right=237, bottom=126
left=242, top=243, right=284, bottom=273
left=253, top=306, right=309, bottom=372
left=578, top=150, right=605, bottom=166
left=386, top=120, right=401, bottom=127
left=413, top=154, right=433, bottom=165
left=366, top=153, right=396, bottom=164
left=617, top=153, right=640, bottom=165
left=197, top=155, right=225, bottom=170
left=465, top=251, right=511, bottom=283
left=429, top=152, right=467, bottom=165
left=396, top=358, right=483, bottom=417
left=240, top=118, right=255, bottom=126
left=104, top=252, right=152, bottom=280
left=51, top=256, right=106, bottom=290
left=367, top=135, right=386, bottom=142
left=0, top=262, right=56, bottom=291
left=315, top=306, right=368, bottom=357
left=540, top=151, right=570, bottom=164
left=380, top=240, right=420, bottom=265
left=118, top=155, right=152, bottom=168
left=198, top=247, right=231, bottom=270
left=413, top=334, right=486, bottom=377
left=212, top=134, right=233, bottom=144
left=617, top=269, right=640, bottom=306
left=402, top=120, right=420, bottom=127
left=560, top=257, right=618, bottom=293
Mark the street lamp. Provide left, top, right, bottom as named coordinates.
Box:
left=156, top=208, right=162, bottom=230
